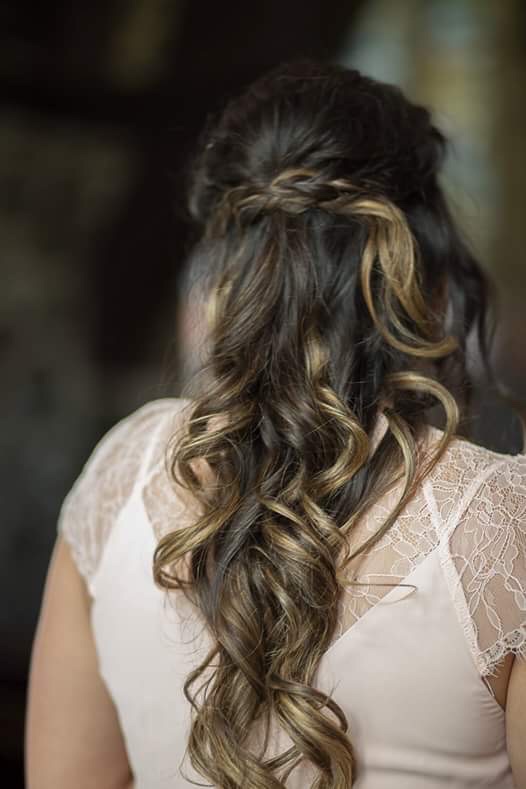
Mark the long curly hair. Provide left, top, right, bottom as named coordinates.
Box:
left=153, top=58, right=496, bottom=787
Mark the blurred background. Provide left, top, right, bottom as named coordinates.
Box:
left=2, top=0, right=526, bottom=784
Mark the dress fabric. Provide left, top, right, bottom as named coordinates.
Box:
left=57, top=397, right=526, bottom=788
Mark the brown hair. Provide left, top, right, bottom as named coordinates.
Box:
left=154, top=58, right=495, bottom=787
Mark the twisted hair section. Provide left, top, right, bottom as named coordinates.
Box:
left=208, top=168, right=458, bottom=361
left=153, top=60, right=494, bottom=788
left=153, top=182, right=460, bottom=788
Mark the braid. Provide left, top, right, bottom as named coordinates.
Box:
left=205, top=168, right=374, bottom=238
left=206, top=166, right=457, bottom=362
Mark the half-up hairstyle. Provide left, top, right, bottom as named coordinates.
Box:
left=153, top=58, right=496, bottom=787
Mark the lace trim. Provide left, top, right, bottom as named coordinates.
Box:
left=58, top=486, right=97, bottom=587
left=440, top=455, right=526, bottom=678
left=57, top=398, right=180, bottom=593
left=438, top=533, right=488, bottom=678
left=480, top=625, right=526, bottom=677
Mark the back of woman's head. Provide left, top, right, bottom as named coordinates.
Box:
left=155, top=58, right=495, bottom=788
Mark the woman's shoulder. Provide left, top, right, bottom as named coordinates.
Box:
left=417, top=423, right=525, bottom=534
left=56, top=396, right=191, bottom=594
left=424, top=423, right=526, bottom=485
left=62, top=397, right=190, bottom=497
left=427, top=427, right=526, bottom=677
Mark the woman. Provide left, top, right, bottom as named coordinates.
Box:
left=26, top=58, right=526, bottom=788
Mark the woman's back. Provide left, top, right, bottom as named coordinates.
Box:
left=26, top=58, right=526, bottom=788
left=57, top=396, right=526, bottom=788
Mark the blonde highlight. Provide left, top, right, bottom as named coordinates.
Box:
left=153, top=187, right=464, bottom=787
left=153, top=59, right=495, bottom=787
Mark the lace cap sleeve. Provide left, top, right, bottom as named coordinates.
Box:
left=57, top=397, right=181, bottom=596
left=448, top=453, right=526, bottom=677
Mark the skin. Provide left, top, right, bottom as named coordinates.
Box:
left=25, top=536, right=134, bottom=789
left=26, top=507, right=526, bottom=788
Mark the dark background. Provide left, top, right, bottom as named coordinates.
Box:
left=2, top=1, right=526, bottom=785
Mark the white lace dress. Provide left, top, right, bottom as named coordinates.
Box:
left=57, top=397, right=526, bottom=788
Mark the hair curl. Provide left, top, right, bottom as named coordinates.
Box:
left=153, top=58, right=496, bottom=787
